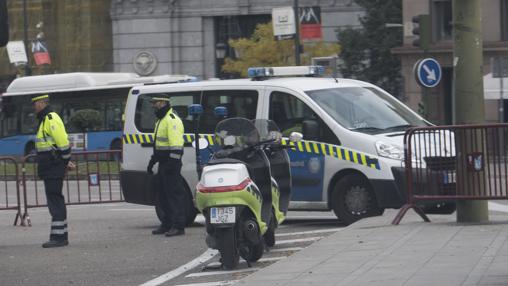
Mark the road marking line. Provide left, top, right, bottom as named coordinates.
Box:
left=140, top=248, right=218, bottom=286
left=185, top=267, right=260, bottom=278
left=270, top=247, right=303, bottom=253
left=489, top=201, right=508, bottom=213
left=275, top=236, right=323, bottom=245
left=206, top=256, right=286, bottom=268
left=174, top=281, right=239, bottom=286
left=275, top=228, right=342, bottom=237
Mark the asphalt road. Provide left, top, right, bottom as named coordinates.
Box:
left=0, top=203, right=344, bottom=286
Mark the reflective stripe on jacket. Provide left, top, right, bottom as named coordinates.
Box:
left=154, top=108, right=184, bottom=161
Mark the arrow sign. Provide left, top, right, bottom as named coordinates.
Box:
left=414, top=58, right=442, bottom=88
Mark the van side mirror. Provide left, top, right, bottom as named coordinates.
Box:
left=302, top=119, right=320, bottom=141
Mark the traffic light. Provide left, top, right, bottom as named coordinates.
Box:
left=0, top=0, right=8, bottom=47
left=412, top=14, right=431, bottom=51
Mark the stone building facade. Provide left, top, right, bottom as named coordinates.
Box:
left=110, top=0, right=364, bottom=79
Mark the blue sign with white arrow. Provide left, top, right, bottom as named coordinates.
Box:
left=415, top=58, right=442, bottom=88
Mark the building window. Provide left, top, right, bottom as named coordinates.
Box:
left=433, top=0, right=452, bottom=41
left=502, top=0, right=508, bottom=40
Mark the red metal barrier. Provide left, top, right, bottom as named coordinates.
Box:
left=393, top=123, right=508, bottom=224
left=0, top=157, right=24, bottom=225
left=21, top=150, right=124, bottom=226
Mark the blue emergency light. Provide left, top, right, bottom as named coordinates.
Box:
left=247, top=66, right=325, bottom=79
left=214, top=106, right=228, bottom=118
left=188, top=104, right=203, bottom=116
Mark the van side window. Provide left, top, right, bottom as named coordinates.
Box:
left=134, top=92, right=199, bottom=133
left=269, top=91, right=340, bottom=145
left=199, top=90, right=258, bottom=134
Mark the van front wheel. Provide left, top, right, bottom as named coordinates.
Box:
left=331, top=174, right=381, bottom=225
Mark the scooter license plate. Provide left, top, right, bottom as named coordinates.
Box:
left=210, top=207, right=236, bottom=224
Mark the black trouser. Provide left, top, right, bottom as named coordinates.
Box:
left=44, top=178, right=68, bottom=241
left=157, top=161, right=185, bottom=230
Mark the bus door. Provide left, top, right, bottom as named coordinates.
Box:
left=268, top=90, right=340, bottom=201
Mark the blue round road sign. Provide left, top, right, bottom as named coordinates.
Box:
left=415, top=58, right=442, bottom=88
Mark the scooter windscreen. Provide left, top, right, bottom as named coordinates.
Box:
left=252, top=119, right=283, bottom=144
left=214, top=117, right=260, bottom=148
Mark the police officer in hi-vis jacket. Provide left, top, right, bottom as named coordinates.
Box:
left=32, top=94, right=75, bottom=248
left=147, top=94, right=186, bottom=237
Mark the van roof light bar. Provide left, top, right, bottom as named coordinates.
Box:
left=247, top=66, right=325, bottom=80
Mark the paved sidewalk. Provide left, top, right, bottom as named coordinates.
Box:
left=238, top=209, right=508, bottom=286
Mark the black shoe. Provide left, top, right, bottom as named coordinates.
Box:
left=42, top=240, right=68, bottom=248
left=152, top=227, right=170, bottom=235
left=165, top=228, right=185, bottom=237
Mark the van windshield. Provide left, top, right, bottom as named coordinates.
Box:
left=306, top=87, right=428, bottom=134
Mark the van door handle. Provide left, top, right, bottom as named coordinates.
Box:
left=141, top=143, right=153, bottom=148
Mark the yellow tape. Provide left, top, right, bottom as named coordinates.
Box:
left=122, top=133, right=381, bottom=170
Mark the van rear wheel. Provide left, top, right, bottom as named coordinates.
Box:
left=331, top=174, right=381, bottom=225
left=155, top=189, right=198, bottom=227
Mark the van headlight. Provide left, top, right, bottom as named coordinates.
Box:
left=375, top=141, right=403, bottom=160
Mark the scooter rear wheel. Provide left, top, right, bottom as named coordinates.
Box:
left=217, top=227, right=239, bottom=269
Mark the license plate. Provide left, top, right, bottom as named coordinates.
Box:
left=210, top=207, right=236, bottom=224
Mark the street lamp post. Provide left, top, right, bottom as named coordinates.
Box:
left=22, top=0, right=31, bottom=76
left=294, top=0, right=301, bottom=66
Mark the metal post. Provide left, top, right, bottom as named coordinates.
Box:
left=293, top=0, right=301, bottom=66
left=22, top=0, right=31, bottom=76
left=499, top=56, right=505, bottom=123
left=453, top=0, right=489, bottom=223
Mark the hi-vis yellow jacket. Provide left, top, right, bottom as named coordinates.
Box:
left=153, top=108, right=184, bottom=162
left=36, top=112, right=71, bottom=157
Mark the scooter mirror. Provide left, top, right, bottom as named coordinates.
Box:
left=289, top=132, right=303, bottom=142
left=192, top=138, right=209, bottom=150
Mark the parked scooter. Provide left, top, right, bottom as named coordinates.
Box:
left=193, top=113, right=301, bottom=269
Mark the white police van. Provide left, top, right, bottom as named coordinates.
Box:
left=120, top=66, right=449, bottom=225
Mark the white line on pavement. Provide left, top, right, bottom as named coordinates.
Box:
left=206, top=256, right=287, bottom=268
left=139, top=248, right=218, bottom=286
left=174, top=281, right=239, bottom=286
left=488, top=201, right=508, bottom=213
left=269, top=247, right=304, bottom=253
left=185, top=267, right=260, bottom=278
left=275, top=228, right=342, bottom=237
left=275, top=236, right=323, bottom=245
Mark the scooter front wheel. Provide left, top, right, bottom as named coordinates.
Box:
left=217, top=227, right=239, bottom=269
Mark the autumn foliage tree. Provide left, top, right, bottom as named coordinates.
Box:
left=222, top=22, right=340, bottom=77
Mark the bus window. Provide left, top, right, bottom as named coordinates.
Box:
left=134, top=92, right=199, bottom=133
left=199, top=90, right=258, bottom=134
left=0, top=96, right=19, bottom=137
left=269, top=91, right=339, bottom=145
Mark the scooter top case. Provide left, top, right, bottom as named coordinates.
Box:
left=252, top=119, right=292, bottom=224
left=196, top=117, right=274, bottom=232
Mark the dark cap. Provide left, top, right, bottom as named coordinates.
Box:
left=31, top=94, right=49, bottom=102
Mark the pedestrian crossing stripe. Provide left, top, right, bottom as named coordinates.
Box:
left=122, top=133, right=380, bottom=170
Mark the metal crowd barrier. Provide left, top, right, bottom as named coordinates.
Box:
left=0, top=157, right=24, bottom=225
left=0, top=150, right=124, bottom=226
left=392, top=123, right=508, bottom=224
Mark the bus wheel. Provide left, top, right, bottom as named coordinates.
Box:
left=24, top=142, right=36, bottom=162
left=331, top=174, right=381, bottom=225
